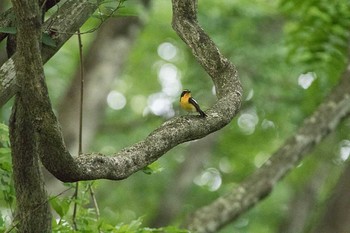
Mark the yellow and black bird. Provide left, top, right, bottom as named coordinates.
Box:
left=180, top=89, right=207, bottom=117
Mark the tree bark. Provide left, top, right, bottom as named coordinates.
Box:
left=9, top=100, right=52, bottom=233
left=9, top=0, right=51, bottom=232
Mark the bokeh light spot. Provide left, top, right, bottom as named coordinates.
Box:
left=157, top=42, right=177, bottom=61
left=298, top=72, right=316, bottom=89
left=107, top=91, right=126, bottom=110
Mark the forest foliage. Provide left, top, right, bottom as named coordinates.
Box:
left=0, top=0, right=350, bottom=232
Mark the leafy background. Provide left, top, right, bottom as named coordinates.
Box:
left=1, top=0, right=350, bottom=232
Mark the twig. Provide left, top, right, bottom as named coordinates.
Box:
left=72, top=28, right=84, bottom=231
left=72, top=182, right=79, bottom=231
left=89, top=182, right=101, bottom=233
left=46, top=0, right=126, bottom=36
left=76, top=28, right=101, bottom=231
left=78, top=30, right=84, bottom=155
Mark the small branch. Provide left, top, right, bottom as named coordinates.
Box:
left=72, top=27, right=84, bottom=232
left=72, top=182, right=79, bottom=231
left=77, top=29, right=84, bottom=155
left=184, top=65, right=350, bottom=232
left=88, top=183, right=101, bottom=233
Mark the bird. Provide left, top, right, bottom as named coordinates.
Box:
left=180, top=89, right=207, bottom=118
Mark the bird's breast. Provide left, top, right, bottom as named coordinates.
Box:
left=180, top=100, right=196, bottom=112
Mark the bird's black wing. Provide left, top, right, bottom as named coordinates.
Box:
left=189, top=97, right=207, bottom=117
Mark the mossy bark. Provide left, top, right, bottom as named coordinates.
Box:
left=9, top=0, right=52, bottom=232
left=10, top=99, right=52, bottom=233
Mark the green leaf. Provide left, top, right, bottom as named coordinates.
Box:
left=0, top=123, right=9, bottom=144
left=50, top=197, right=70, bottom=218
left=142, top=162, right=164, bottom=175
left=0, top=148, right=11, bottom=155
left=0, top=123, right=9, bottom=133
left=160, top=226, right=191, bottom=233
left=142, top=166, right=153, bottom=175
left=42, top=33, right=57, bottom=47
left=0, top=27, right=17, bottom=34
left=115, top=7, right=138, bottom=17
left=115, top=218, right=143, bottom=232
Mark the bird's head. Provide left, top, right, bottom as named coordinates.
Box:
left=181, top=89, right=191, bottom=97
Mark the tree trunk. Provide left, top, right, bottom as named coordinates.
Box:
left=9, top=99, right=52, bottom=233
left=9, top=0, right=52, bottom=232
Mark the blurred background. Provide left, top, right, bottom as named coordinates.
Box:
left=1, top=0, right=350, bottom=232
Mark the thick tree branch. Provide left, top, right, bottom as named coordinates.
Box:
left=15, top=0, right=242, bottom=182
left=172, top=0, right=242, bottom=99
left=0, top=0, right=96, bottom=106
left=184, top=66, right=350, bottom=232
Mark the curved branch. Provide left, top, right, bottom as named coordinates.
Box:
left=39, top=103, right=237, bottom=182
left=184, top=65, right=350, bottom=232
left=172, top=0, right=242, bottom=99
left=15, top=0, right=242, bottom=182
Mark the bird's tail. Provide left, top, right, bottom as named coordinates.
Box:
left=198, top=109, right=207, bottom=118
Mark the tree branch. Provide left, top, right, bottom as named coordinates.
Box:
left=172, top=0, right=242, bottom=99
left=184, top=65, right=350, bottom=232
left=0, top=0, right=96, bottom=106
left=15, top=0, right=242, bottom=182
left=0, top=0, right=61, bottom=42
